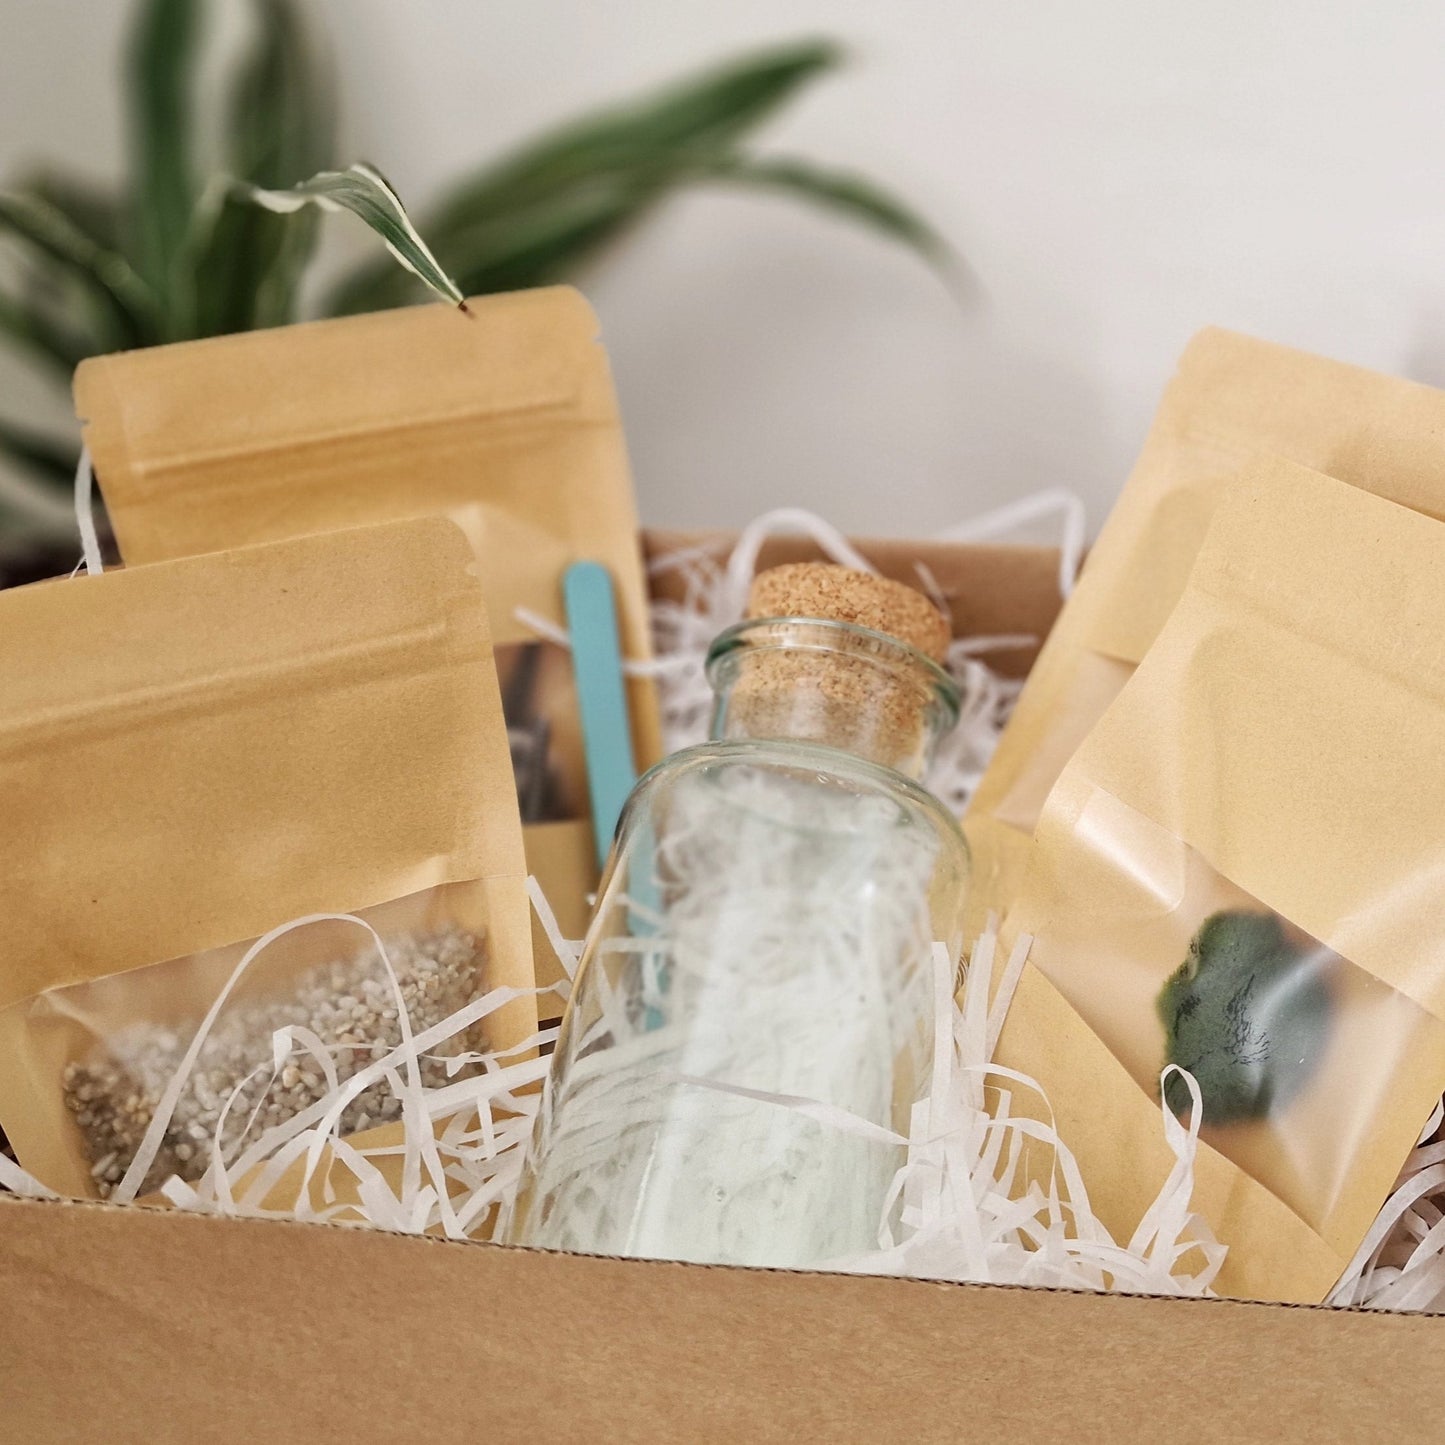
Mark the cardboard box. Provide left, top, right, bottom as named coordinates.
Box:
left=3, top=537, right=1439, bottom=1442
left=5, top=1193, right=1443, bottom=1442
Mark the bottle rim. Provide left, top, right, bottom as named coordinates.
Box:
left=705, top=615, right=962, bottom=729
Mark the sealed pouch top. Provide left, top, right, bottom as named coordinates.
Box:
left=77, top=287, right=593, bottom=565
left=966, top=328, right=1445, bottom=929
left=997, top=457, right=1445, bottom=1301
left=0, top=515, right=527, bottom=1009
left=1084, top=327, right=1445, bottom=666
left=73, top=285, right=655, bottom=663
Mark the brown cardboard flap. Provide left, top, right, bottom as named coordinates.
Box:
left=643, top=529, right=1066, bottom=680
left=1, top=1195, right=1440, bottom=1443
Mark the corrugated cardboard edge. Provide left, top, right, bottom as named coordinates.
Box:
left=2, top=1192, right=1441, bottom=1443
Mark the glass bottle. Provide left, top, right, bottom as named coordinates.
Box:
left=507, top=566, right=971, bottom=1268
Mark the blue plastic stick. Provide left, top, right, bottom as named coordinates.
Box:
left=563, top=561, right=638, bottom=869
left=564, top=561, right=669, bottom=1028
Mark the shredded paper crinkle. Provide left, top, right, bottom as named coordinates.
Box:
left=0, top=887, right=1224, bottom=1297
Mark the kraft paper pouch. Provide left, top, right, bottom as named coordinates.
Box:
left=73, top=285, right=661, bottom=987
left=967, top=327, right=1445, bottom=928
left=0, top=517, right=535, bottom=1200
left=996, top=459, right=1445, bottom=1302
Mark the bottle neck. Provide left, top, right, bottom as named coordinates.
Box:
left=704, top=618, right=959, bottom=780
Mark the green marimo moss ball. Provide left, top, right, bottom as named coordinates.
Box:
left=1157, top=909, right=1331, bottom=1125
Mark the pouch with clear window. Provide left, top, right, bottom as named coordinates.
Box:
left=997, top=459, right=1445, bottom=1302
left=0, top=517, right=534, bottom=1201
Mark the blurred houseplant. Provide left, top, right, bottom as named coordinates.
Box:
left=0, top=0, right=942, bottom=581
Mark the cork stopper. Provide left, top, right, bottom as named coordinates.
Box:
left=708, top=563, right=956, bottom=776
left=747, top=563, right=951, bottom=662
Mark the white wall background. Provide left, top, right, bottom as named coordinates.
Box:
left=5, top=0, right=1445, bottom=541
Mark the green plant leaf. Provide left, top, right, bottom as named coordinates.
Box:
left=2, top=174, right=124, bottom=365
left=232, top=0, right=335, bottom=183
left=420, top=180, right=663, bottom=299
left=325, top=173, right=666, bottom=315
left=125, top=0, right=204, bottom=307
left=242, top=163, right=464, bottom=307
left=0, top=192, right=159, bottom=348
left=431, top=37, right=841, bottom=231
left=700, top=155, right=948, bottom=266
left=14, top=169, right=123, bottom=254
left=0, top=419, right=76, bottom=485
left=0, top=417, right=80, bottom=540
left=0, top=282, right=100, bottom=375
left=326, top=149, right=952, bottom=317
left=323, top=37, right=842, bottom=314
left=188, top=0, right=337, bottom=335
left=0, top=414, right=77, bottom=487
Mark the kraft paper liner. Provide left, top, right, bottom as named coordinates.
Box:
left=966, top=326, right=1445, bottom=934
left=998, top=461, right=1445, bottom=1301
left=0, top=518, right=535, bottom=1197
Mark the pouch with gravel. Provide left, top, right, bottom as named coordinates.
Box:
left=0, top=517, right=536, bottom=1202
left=66, top=926, right=489, bottom=1197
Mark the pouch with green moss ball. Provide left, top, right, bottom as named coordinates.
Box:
left=996, top=458, right=1445, bottom=1305
left=1159, top=911, right=1331, bottom=1124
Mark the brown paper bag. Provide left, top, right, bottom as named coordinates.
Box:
left=967, top=327, right=1445, bottom=928
left=0, top=517, right=535, bottom=1199
left=997, top=458, right=1445, bottom=1302
left=74, top=285, right=661, bottom=984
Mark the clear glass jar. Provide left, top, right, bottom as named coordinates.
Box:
left=507, top=616, right=970, bottom=1267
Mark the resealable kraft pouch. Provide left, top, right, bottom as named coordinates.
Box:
left=0, top=517, right=535, bottom=1202
left=74, top=284, right=662, bottom=977
left=967, top=327, right=1445, bottom=929
left=995, top=458, right=1445, bottom=1303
